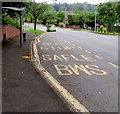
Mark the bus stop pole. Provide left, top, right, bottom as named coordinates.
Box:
left=20, top=12, right=22, bottom=47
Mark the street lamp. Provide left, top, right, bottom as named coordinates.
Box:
left=65, top=5, right=66, bottom=28
left=52, top=0, right=57, bottom=24
left=95, top=5, right=97, bottom=31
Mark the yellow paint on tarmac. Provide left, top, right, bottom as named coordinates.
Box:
left=54, top=64, right=107, bottom=76
left=109, top=62, right=119, bottom=68
left=85, top=50, right=92, bottom=54
left=80, top=55, right=96, bottom=61
left=50, top=43, right=52, bottom=46
left=55, top=43, right=58, bottom=46
left=95, top=55, right=102, bottom=60
left=32, top=34, right=91, bottom=113
left=51, top=46, right=55, bottom=50
left=47, top=43, right=50, bottom=45
left=57, top=47, right=61, bottom=50
left=21, top=56, right=30, bottom=59
left=64, top=46, right=70, bottom=50
left=78, top=47, right=82, bottom=49
left=43, top=43, right=45, bottom=46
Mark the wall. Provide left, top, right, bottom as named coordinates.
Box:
left=1, top=24, right=20, bottom=42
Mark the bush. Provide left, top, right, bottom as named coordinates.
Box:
left=68, top=14, right=73, bottom=25
left=97, top=28, right=100, bottom=32
left=100, top=25, right=104, bottom=33
left=2, top=13, right=20, bottom=29
left=104, top=27, right=107, bottom=33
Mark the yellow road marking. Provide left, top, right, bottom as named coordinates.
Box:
left=32, top=34, right=91, bottom=113
left=50, top=43, right=52, bottom=46
left=55, top=43, right=58, bottom=46
left=85, top=50, right=91, bottom=54
left=43, top=43, right=45, bottom=46
left=21, top=56, right=30, bottom=59
left=47, top=43, right=50, bottom=45
left=109, top=62, right=119, bottom=68
left=64, top=46, right=70, bottom=50
left=78, top=47, right=82, bottom=49
left=95, top=55, right=102, bottom=60
left=51, top=46, right=55, bottom=50
left=58, top=47, right=61, bottom=50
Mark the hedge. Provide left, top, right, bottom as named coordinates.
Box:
left=2, top=13, right=20, bottom=29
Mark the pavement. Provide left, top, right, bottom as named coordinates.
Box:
left=2, top=29, right=71, bottom=112
left=30, top=23, right=118, bottom=113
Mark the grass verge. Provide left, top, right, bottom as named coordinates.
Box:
left=24, top=26, right=44, bottom=35
left=76, top=28, right=120, bottom=35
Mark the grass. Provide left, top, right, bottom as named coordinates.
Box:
left=24, top=26, right=44, bottom=35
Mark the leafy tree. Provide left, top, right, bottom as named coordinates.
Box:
left=116, top=1, right=120, bottom=22
left=72, top=5, right=79, bottom=14
left=85, top=12, right=95, bottom=28
left=68, top=14, right=73, bottom=25
left=40, top=6, right=57, bottom=25
left=97, top=2, right=118, bottom=32
left=57, top=10, right=65, bottom=22
left=25, top=1, right=48, bottom=30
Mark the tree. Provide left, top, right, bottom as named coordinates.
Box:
left=25, top=1, right=48, bottom=30
left=72, top=5, right=79, bottom=14
left=97, top=2, right=118, bottom=32
left=85, top=12, right=95, bottom=28
left=57, top=10, right=65, bottom=22
left=40, top=6, right=57, bottom=25
left=116, top=1, right=120, bottom=22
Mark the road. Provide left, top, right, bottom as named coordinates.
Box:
left=26, top=23, right=118, bottom=112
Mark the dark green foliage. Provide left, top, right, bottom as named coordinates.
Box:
left=97, top=2, right=118, bottom=32
left=68, top=14, right=73, bottom=25
left=100, top=25, right=104, bottom=32
left=57, top=10, right=65, bottom=22
left=2, top=12, right=20, bottom=29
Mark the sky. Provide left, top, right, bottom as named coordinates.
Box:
left=35, top=0, right=110, bottom=4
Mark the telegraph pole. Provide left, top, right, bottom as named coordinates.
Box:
left=52, top=4, right=53, bottom=24
left=95, top=5, right=97, bottom=31
left=65, top=6, right=66, bottom=28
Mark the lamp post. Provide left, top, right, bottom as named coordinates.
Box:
left=65, top=6, right=66, bottom=28
left=95, top=5, right=97, bottom=31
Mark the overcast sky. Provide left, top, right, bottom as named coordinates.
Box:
left=35, top=0, right=109, bottom=4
